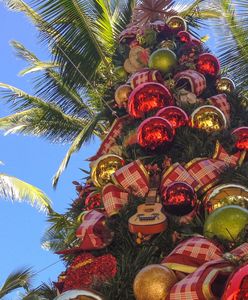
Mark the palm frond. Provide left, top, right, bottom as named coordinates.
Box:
left=0, top=173, right=52, bottom=212
left=0, top=268, right=33, bottom=299
left=22, top=281, right=57, bottom=300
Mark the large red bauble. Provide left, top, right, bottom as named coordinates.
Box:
left=128, top=82, right=174, bottom=119
left=137, top=116, right=174, bottom=150
left=161, top=182, right=197, bottom=216
left=197, top=53, right=220, bottom=77
left=222, top=264, right=248, bottom=300
left=156, top=106, right=189, bottom=129
left=85, top=191, right=102, bottom=210
left=232, top=127, right=248, bottom=151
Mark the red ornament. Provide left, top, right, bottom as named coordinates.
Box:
left=128, top=82, right=174, bottom=119
left=197, top=53, right=220, bottom=77
left=161, top=182, right=197, bottom=216
left=85, top=191, right=102, bottom=210
left=222, top=264, right=248, bottom=300
left=137, top=116, right=174, bottom=150
left=156, top=106, right=189, bottom=129
left=232, top=127, right=248, bottom=151
left=177, top=31, right=191, bottom=43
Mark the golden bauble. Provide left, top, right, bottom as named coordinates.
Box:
left=216, top=77, right=235, bottom=94
left=91, top=154, right=125, bottom=187
left=133, top=264, right=177, bottom=300
left=54, top=289, right=104, bottom=300
left=160, top=40, right=176, bottom=51
left=167, top=16, right=187, bottom=31
left=115, top=85, right=132, bottom=108
left=191, top=105, right=227, bottom=132
left=124, top=58, right=138, bottom=73
left=204, top=184, right=248, bottom=214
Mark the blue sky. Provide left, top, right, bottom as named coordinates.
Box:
left=0, top=2, right=100, bottom=298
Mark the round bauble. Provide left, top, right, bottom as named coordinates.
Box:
left=148, top=49, right=177, bottom=73
left=85, top=191, right=102, bottom=210
left=124, top=59, right=139, bottom=73
left=115, top=85, right=132, bottom=108
left=91, top=154, right=125, bottom=187
left=133, top=264, right=177, bottom=300
left=221, top=263, right=248, bottom=300
left=204, top=205, right=248, bottom=242
left=156, top=106, right=188, bottom=129
left=204, top=184, right=248, bottom=214
left=128, top=82, right=174, bottom=119
left=159, top=40, right=176, bottom=51
left=232, top=127, right=248, bottom=151
left=54, top=289, right=104, bottom=300
left=196, top=53, right=220, bottom=77
left=161, top=182, right=197, bottom=216
left=114, top=66, right=128, bottom=82
left=167, top=16, right=187, bottom=32
left=216, top=77, right=235, bottom=94
left=191, top=105, right=227, bottom=133
left=137, top=117, right=174, bottom=150
left=129, top=46, right=149, bottom=69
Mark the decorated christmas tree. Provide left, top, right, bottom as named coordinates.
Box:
left=2, top=1, right=248, bottom=300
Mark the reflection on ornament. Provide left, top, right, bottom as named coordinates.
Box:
left=167, top=16, right=187, bottom=31
left=177, top=31, right=191, bottom=43
left=115, top=85, right=133, bottom=108
left=216, top=77, right=235, bottom=94
left=204, top=184, right=248, bottom=214
left=85, top=191, right=102, bottom=210
left=133, top=264, right=178, bottom=300
left=197, top=53, right=220, bottom=77
left=128, top=82, right=174, bottom=118
left=232, top=127, right=248, bottom=151
left=137, top=117, right=174, bottom=150
left=191, top=105, right=227, bottom=133
left=91, top=155, right=125, bottom=187
left=161, top=182, right=197, bottom=216
left=156, top=106, right=188, bottom=129
left=160, top=40, right=176, bottom=50
left=203, top=205, right=248, bottom=241
left=222, top=263, right=248, bottom=300
left=54, top=289, right=104, bottom=300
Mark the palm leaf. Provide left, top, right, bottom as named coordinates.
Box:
left=0, top=268, right=33, bottom=299
left=0, top=173, right=52, bottom=212
left=22, top=282, right=57, bottom=300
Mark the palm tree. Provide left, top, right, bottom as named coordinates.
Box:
left=0, top=161, right=52, bottom=212
left=0, top=0, right=220, bottom=187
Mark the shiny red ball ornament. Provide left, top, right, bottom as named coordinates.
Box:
left=85, top=191, right=102, bottom=210
left=232, top=127, right=248, bottom=151
left=197, top=53, right=220, bottom=77
left=177, top=31, right=191, bottom=43
left=137, top=116, right=174, bottom=150
left=128, top=82, right=174, bottom=119
left=156, top=106, right=189, bottom=129
left=161, top=182, right=197, bottom=216
left=222, top=264, right=248, bottom=300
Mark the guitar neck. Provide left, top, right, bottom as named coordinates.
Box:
left=145, top=188, right=159, bottom=205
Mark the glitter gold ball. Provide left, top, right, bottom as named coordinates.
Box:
left=115, top=85, right=133, bottom=107
left=216, top=77, right=235, bottom=94
left=133, top=264, right=177, bottom=300
left=167, top=16, right=187, bottom=31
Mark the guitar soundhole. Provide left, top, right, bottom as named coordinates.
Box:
left=144, top=208, right=154, bottom=213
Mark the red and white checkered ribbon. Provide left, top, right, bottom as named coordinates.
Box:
left=119, top=25, right=139, bottom=42
left=76, top=210, right=105, bottom=249
left=102, top=183, right=129, bottom=217
left=163, top=237, right=248, bottom=300
left=112, top=160, right=149, bottom=198
left=174, top=69, right=206, bottom=96
left=88, top=116, right=128, bottom=161
left=130, top=69, right=163, bottom=89
left=208, top=94, right=231, bottom=121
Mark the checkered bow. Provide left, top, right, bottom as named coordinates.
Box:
left=174, top=69, right=206, bottom=96
left=162, top=237, right=248, bottom=300
left=88, top=116, right=128, bottom=161
left=130, top=69, right=163, bottom=89
left=102, top=183, right=129, bottom=217
left=112, top=160, right=149, bottom=198
left=208, top=94, right=231, bottom=122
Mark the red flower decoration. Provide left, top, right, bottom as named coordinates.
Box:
left=197, top=53, right=220, bottom=77
left=137, top=116, right=174, bottom=150
left=156, top=106, right=188, bottom=129
left=128, top=82, right=174, bottom=119
left=85, top=191, right=102, bottom=210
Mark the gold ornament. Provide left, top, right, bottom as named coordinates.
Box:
left=191, top=105, right=227, bottom=132
left=91, top=154, right=125, bottom=187
left=160, top=40, right=176, bottom=50
left=216, top=77, right=235, bottom=94
left=204, top=184, right=248, bottom=213
left=115, top=85, right=133, bottom=108
left=133, top=264, right=177, bottom=300
left=129, top=46, right=149, bottom=69
left=124, top=58, right=139, bottom=74
left=167, top=16, right=187, bottom=31
left=54, top=289, right=104, bottom=300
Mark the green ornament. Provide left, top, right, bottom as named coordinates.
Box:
left=148, top=48, right=177, bottom=73
left=137, top=29, right=157, bottom=47
left=114, top=66, right=128, bottom=82
left=204, top=205, right=248, bottom=242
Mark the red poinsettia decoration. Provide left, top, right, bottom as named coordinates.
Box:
left=131, top=0, right=176, bottom=25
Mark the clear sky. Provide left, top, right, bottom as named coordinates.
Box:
left=0, top=2, right=100, bottom=299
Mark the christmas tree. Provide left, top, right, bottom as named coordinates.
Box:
left=2, top=1, right=248, bottom=300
